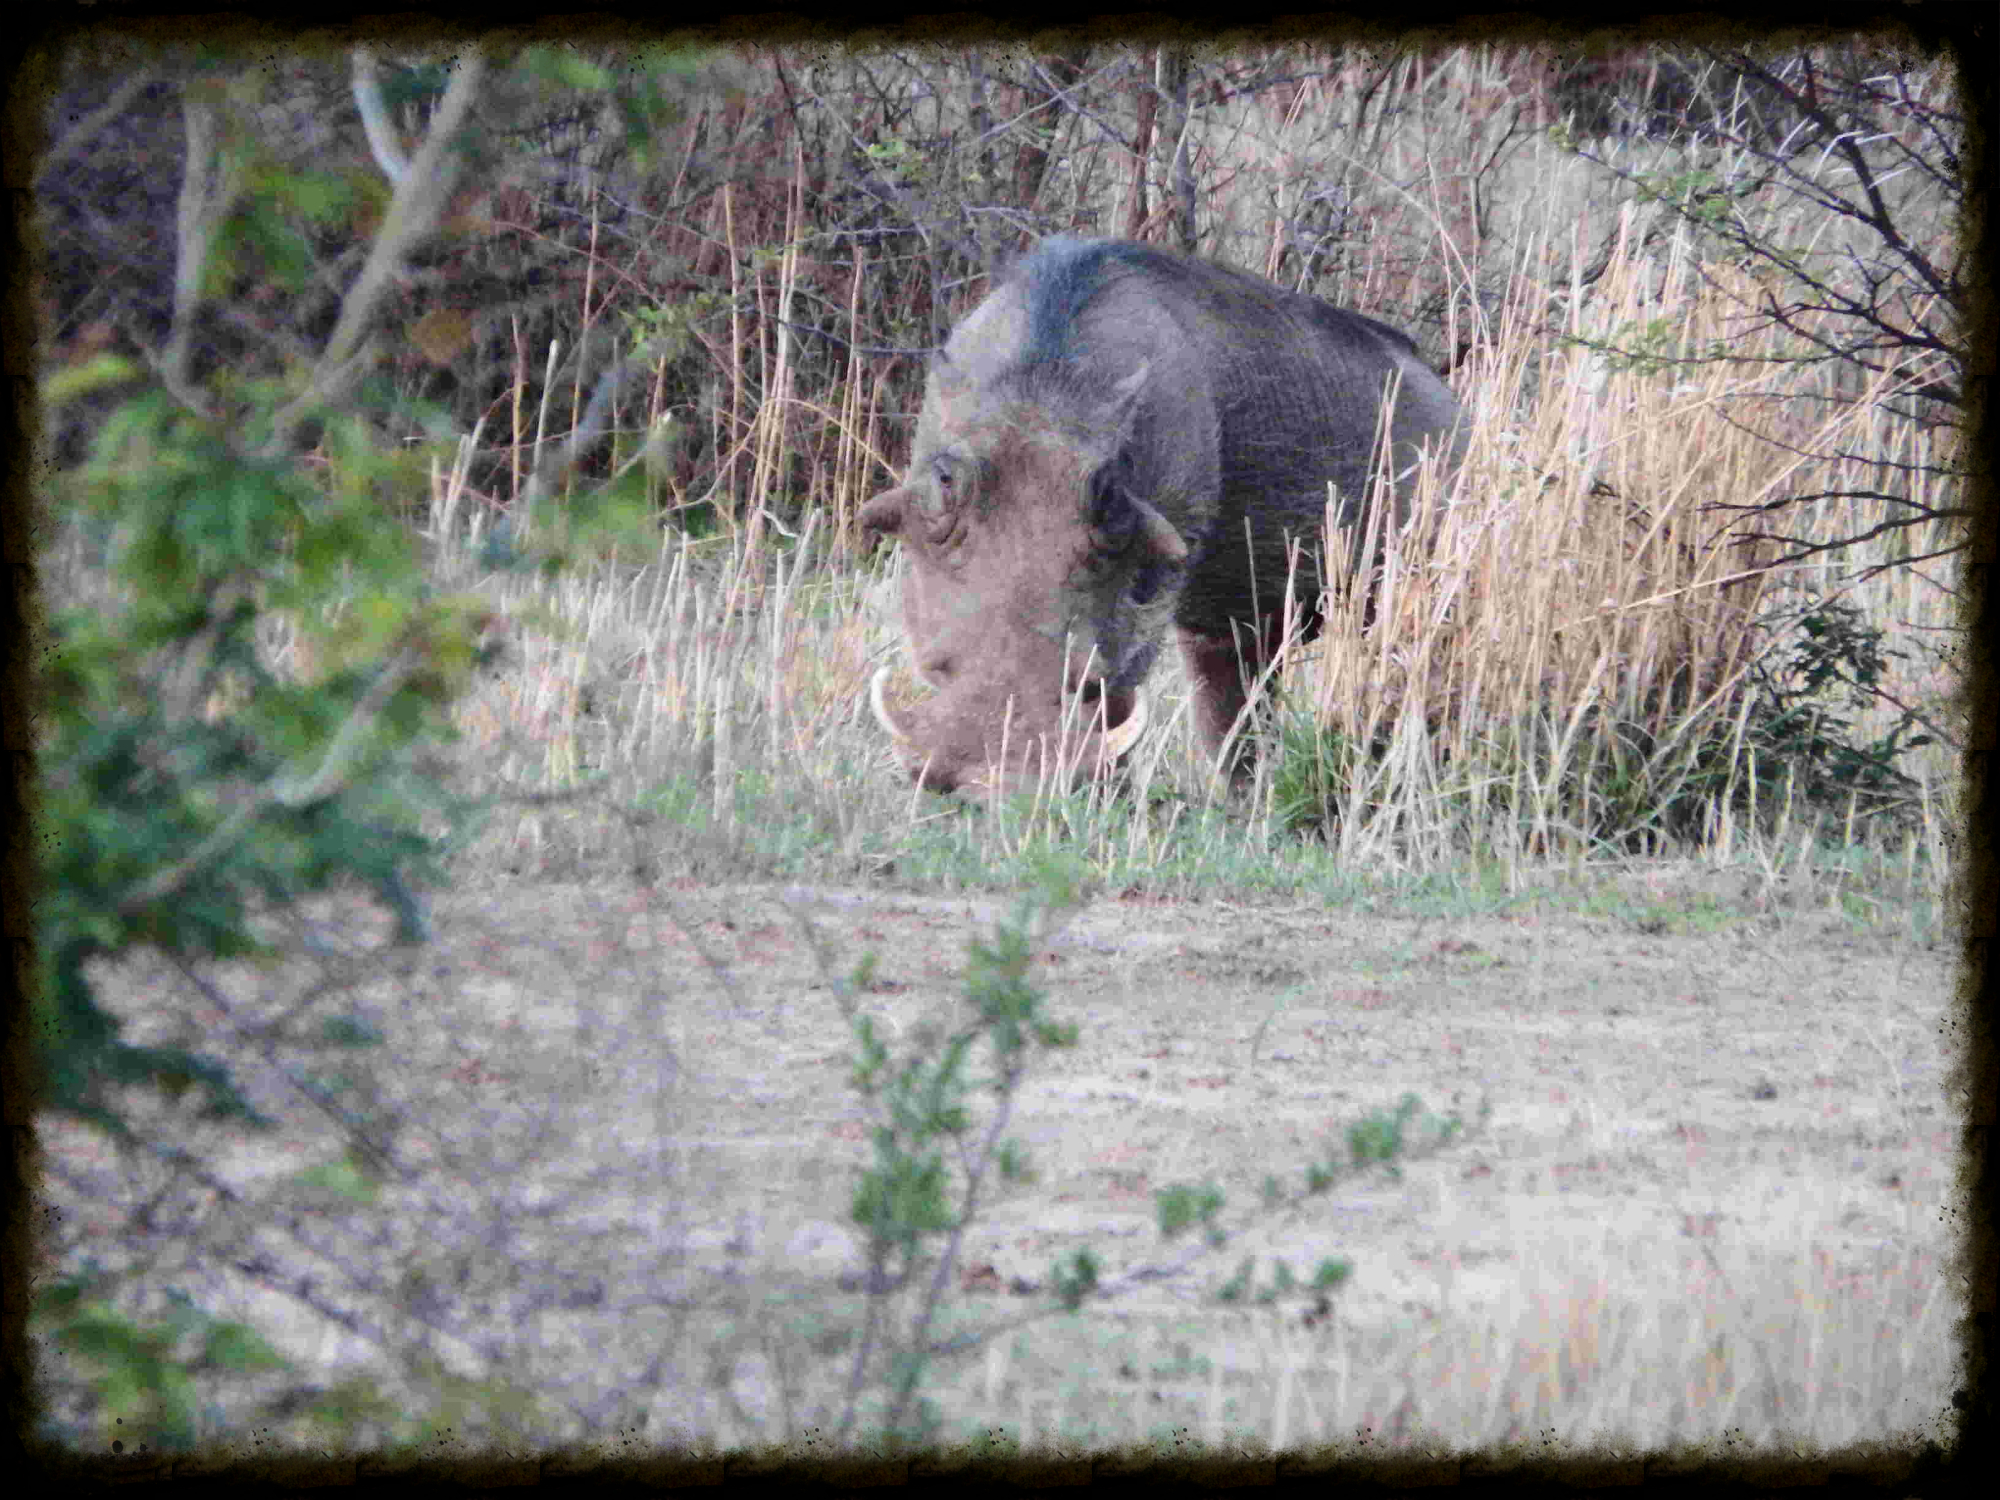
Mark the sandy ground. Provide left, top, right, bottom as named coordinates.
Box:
left=41, top=865, right=1963, bottom=1451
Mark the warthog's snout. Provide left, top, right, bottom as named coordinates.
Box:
left=868, top=666, right=1149, bottom=797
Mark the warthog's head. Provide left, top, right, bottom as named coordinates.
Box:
left=861, top=359, right=1187, bottom=798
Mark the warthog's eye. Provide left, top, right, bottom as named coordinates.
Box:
left=925, top=456, right=964, bottom=510
left=914, top=458, right=976, bottom=550
left=910, top=461, right=942, bottom=518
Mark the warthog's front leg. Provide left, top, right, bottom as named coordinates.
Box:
left=1177, top=625, right=1262, bottom=781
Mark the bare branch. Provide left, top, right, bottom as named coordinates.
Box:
left=36, top=69, right=161, bottom=186
left=267, top=46, right=487, bottom=455
left=351, top=46, right=411, bottom=185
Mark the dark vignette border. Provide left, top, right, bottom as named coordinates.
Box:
left=2, top=2, right=1989, bottom=1494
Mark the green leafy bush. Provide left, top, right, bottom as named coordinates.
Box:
left=34, top=373, right=486, bottom=1139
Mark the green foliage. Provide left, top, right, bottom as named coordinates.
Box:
left=864, top=138, right=916, bottom=183
left=1048, top=1249, right=1101, bottom=1313
left=33, top=383, right=481, bottom=1139
left=629, top=293, right=724, bottom=363
left=1216, top=1255, right=1353, bottom=1306
left=25, top=49, right=591, bottom=1448
left=832, top=858, right=1112, bottom=1445
left=1345, top=1092, right=1448, bottom=1174
left=1269, top=711, right=1371, bottom=841
left=524, top=47, right=615, bottom=96
left=294, top=1152, right=384, bottom=1208
left=374, top=59, right=453, bottom=111
left=286, top=1377, right=430, bottom=1452
left=1572, top=320, right=1731, bottom=380
left=526, top=461, right=663, bottom=568
left=844, top=869, right=1084, bottom=1295
left=36, top=1269, right=290, bottom=1452
left=214, top=172, right=328, bottom=295
left=1272, top=596, right=1931, bottom=854
left=1517, top=602, right=1938, bottom=847
left=831, top=854, right=1482, bottom=1446
left=1736, top=599, right=1931, bottom=824
left=1628, top=163, right=1748, bottom=228
left=1155, top=1183, right=1227, bottom=1244
left=518, top=44, right=712, bottom=168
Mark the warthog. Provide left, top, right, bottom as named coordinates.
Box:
left=862, top=236, right=1465, bottom=797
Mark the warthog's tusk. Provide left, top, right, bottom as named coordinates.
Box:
left=869, top=666, right=916, bottom=750
left=1100, top=688, right=1149, bottom=760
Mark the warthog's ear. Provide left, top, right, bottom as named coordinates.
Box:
left=859, top=490, right=908, bottom=537
left=1132, top=495, right=1187, bottom=565
left=1088, top=459, right=1186, bottom=562
left=1105, top=360, right=1149, bottom=434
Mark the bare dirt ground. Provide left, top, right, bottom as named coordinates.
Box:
left=44, top=864, right=1963, bottom=1452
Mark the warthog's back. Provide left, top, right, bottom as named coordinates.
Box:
left=964, top=237, right=1464, bottom=638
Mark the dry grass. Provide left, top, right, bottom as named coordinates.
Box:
left=875, top=1244, right=1955, bottom=1456
left=392, top=43, right=1960, bottom=897
left=427, top=137, right=1960, bottom=899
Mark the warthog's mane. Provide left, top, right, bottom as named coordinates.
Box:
left=1006, top=235, right=1425, bottom=383
left=1010, top=236, right=1143, bottom=370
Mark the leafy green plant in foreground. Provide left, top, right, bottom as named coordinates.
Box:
left=824, top=857, right=1483, bottom=1453
left=30, top=47, right=538, bottom=1453
left=831, top=855, right=1088, bottom=1448
left=28, top=362, right=506, bottom=1453
left=33, top=379, right=480, bottom=1139
left=34, top=1268, right=289, bottom=1453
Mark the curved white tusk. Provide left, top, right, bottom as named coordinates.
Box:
left=1100, top=688, right=1149, bottom=760
left=869, top=666, right=916, bottom=749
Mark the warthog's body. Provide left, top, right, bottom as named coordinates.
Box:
left=863, top=236, right=1465, bottom=796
